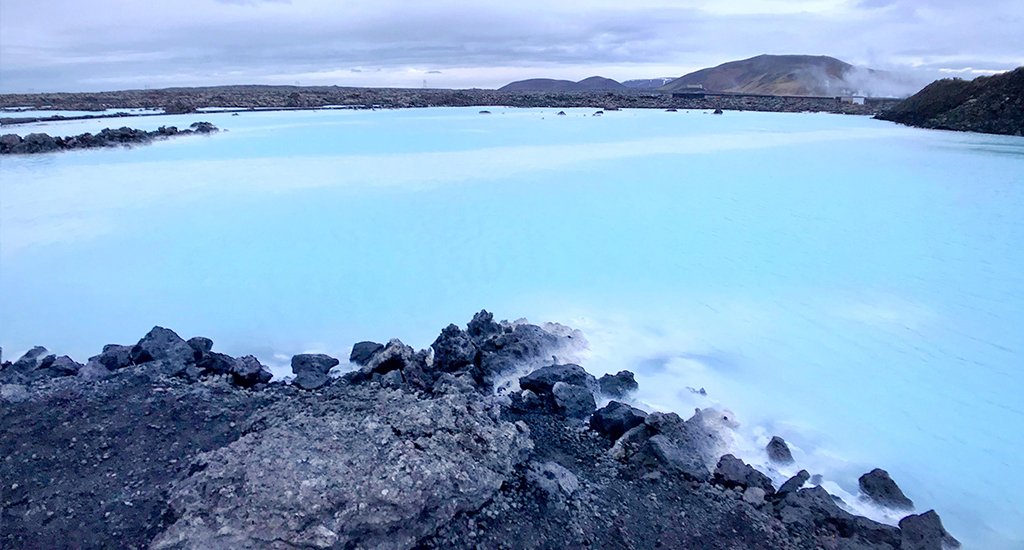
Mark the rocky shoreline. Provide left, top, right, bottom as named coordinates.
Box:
left=0, top=122, right=218, bottom=155
left=0, top=311, right=960, bottom=549
left=876, top=67, right=1023, bottom=136
left=0, top=85, right=898, bottom=119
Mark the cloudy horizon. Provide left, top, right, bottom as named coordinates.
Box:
left=1, top=0, right=1022, bottom=93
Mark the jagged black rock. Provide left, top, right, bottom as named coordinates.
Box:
left=0, top=311, right=960, bottom=549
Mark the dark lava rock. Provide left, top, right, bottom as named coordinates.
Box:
left=130, top=327, right=196, bottom=366
left=775, top=486, right=901, bottom=547
left=11, top=346, right=49, bottom=373
left=478, top=324, right=561, bottom=385
left=2, top=122, right=220, bottom=155
left=291, top=353, right=339, bottom=390
left=635, top=434, right=711, bottom=481
left=767, top=435, right=794, bottom=464
left=598, top=370, right=638, bottom=397
left=777, top=470, right=810, bottom=497
left=189, top=121, right=217, bottom=133
left=589, top=400, right=647, bottom=440
left=196, top=351, right=236, bottom=375
left=0, top=133, right=22, bottom=152
left=859, top=468, right=914, bottom=510
left=151, top=383, right=530, bottom=550
left=899, top=510, right=961, bottom=549
left=13, top=133, right=59, bottom=153
left=0, top=312, right=961, bottom=550
left=47, top=355, right=83, bottom=376
left=604, top=408, right=730, bottom=484
left=551, top=382, right=596, bottom=419
left=187, top=337, right=213, bottom=359
left=349, top=341, right=384, bottom=366
left=712, top=454, right=775, bottom=494
left=231, top=355, right=272, bottom=388
left=431, top=324, right=478, bottom=373
left=519, top=364, right=595, bottom=395
left=0, top=362, right=272, bottom=549
left=876, top=67, right=1023, bottom=136
left=508, top=388, right=545, bottom=412
left=89, top=344, right=133, bottom=370
left=466, top=309, right=501, bottom=342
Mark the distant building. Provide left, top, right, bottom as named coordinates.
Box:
left=839, top=95, right=866, bottom=105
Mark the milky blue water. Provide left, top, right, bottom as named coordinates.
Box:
left=1, top=107, right=1022, bottom=548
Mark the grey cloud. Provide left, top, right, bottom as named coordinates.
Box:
left=1, top=0, right=1022, bottom=92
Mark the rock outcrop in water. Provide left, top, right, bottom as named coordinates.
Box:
left=0, top=122, right=218, bottom=154
left=0, top=311, right=960, bottom=549
left=876, top=66, right=1024, bottom=135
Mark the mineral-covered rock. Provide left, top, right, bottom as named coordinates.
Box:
left=859, top=468, right=914, bottom=510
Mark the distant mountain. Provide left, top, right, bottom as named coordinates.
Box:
left=659, top=55, right=917, bottom=97
left=876, top=67, right=1023, bottom=136
left=622, top=78, right=677, bottom=89
left=498, top=76, right=626, bottom=92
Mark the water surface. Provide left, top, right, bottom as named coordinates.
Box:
left=2, top=107, right=1022, bottom=548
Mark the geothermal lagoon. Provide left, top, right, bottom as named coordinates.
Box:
left=1, top=107, right=1022, bottom=548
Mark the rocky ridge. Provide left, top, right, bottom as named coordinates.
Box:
left=876, top=66, right=1024, bottom=136
left=0, top=122, right=218, bottom=155
left=0, top=311, right=960, bottom=549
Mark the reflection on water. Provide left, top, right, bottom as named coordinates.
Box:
left=2, top=107, right=1023, bottom=548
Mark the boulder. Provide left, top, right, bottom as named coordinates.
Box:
left=78, top=361, right=113, bottom=381
left=774, top=486, right=901, bottom=547
left=189, top=121, right=217, bottom=133
left=899, top=510, right=961, bottom=550
left=466, top=309, right=501, bottom=342
left=479, top=324, right=561, bottom=385
left=743, top=486, right=766, bottom=506
left=767, top=436, right=794, bottom=464
left=508, top=389, right=545, bottom=412
left=777, top=470, right=810, bottom=497
left=291, top=354, right=339, bottom=390
left=196, top=352, right=236, bottom=375
left=187, top=337, right=213, bottom=359
left=152, top=385, right=531, bottom=550
left=89, top=344, right=133, bottom=370
left=365, top=339, right=416, bottom=374
left=11, top=346, right=49, bottom=373
left=349, top=341, right=384, bottom=366
left=635, top=434, right=710, bottom=481
left=47, top=356, right=83, bottom=376
left=0, top=133, right=22, bottom=153
left=551, top=382, right=596, bottom=418
left=859, top=468, right=914, bottom=510
left=431, top=324, right=478, bottom=373
left=519, top=364, right=595, bottom=395
left=589, top=401, right=647, bottom=440
left=598, top=370, right=638, bottom=397
left=231, top=355, right=273, bottom=387
left=130, top=327, right=196, bottom=366
left=712, top=454, right=775, bottom=494
left=526, top=461, right=580, bottom=501
left=12, top=133, right=59, bottom=153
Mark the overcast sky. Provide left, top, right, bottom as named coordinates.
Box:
left=1, top=0, right=1021, bottom=93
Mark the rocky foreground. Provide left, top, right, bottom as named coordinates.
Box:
left=0, top=312, right=960, bottom=549
left=0, top=122, right=218, bottom=155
